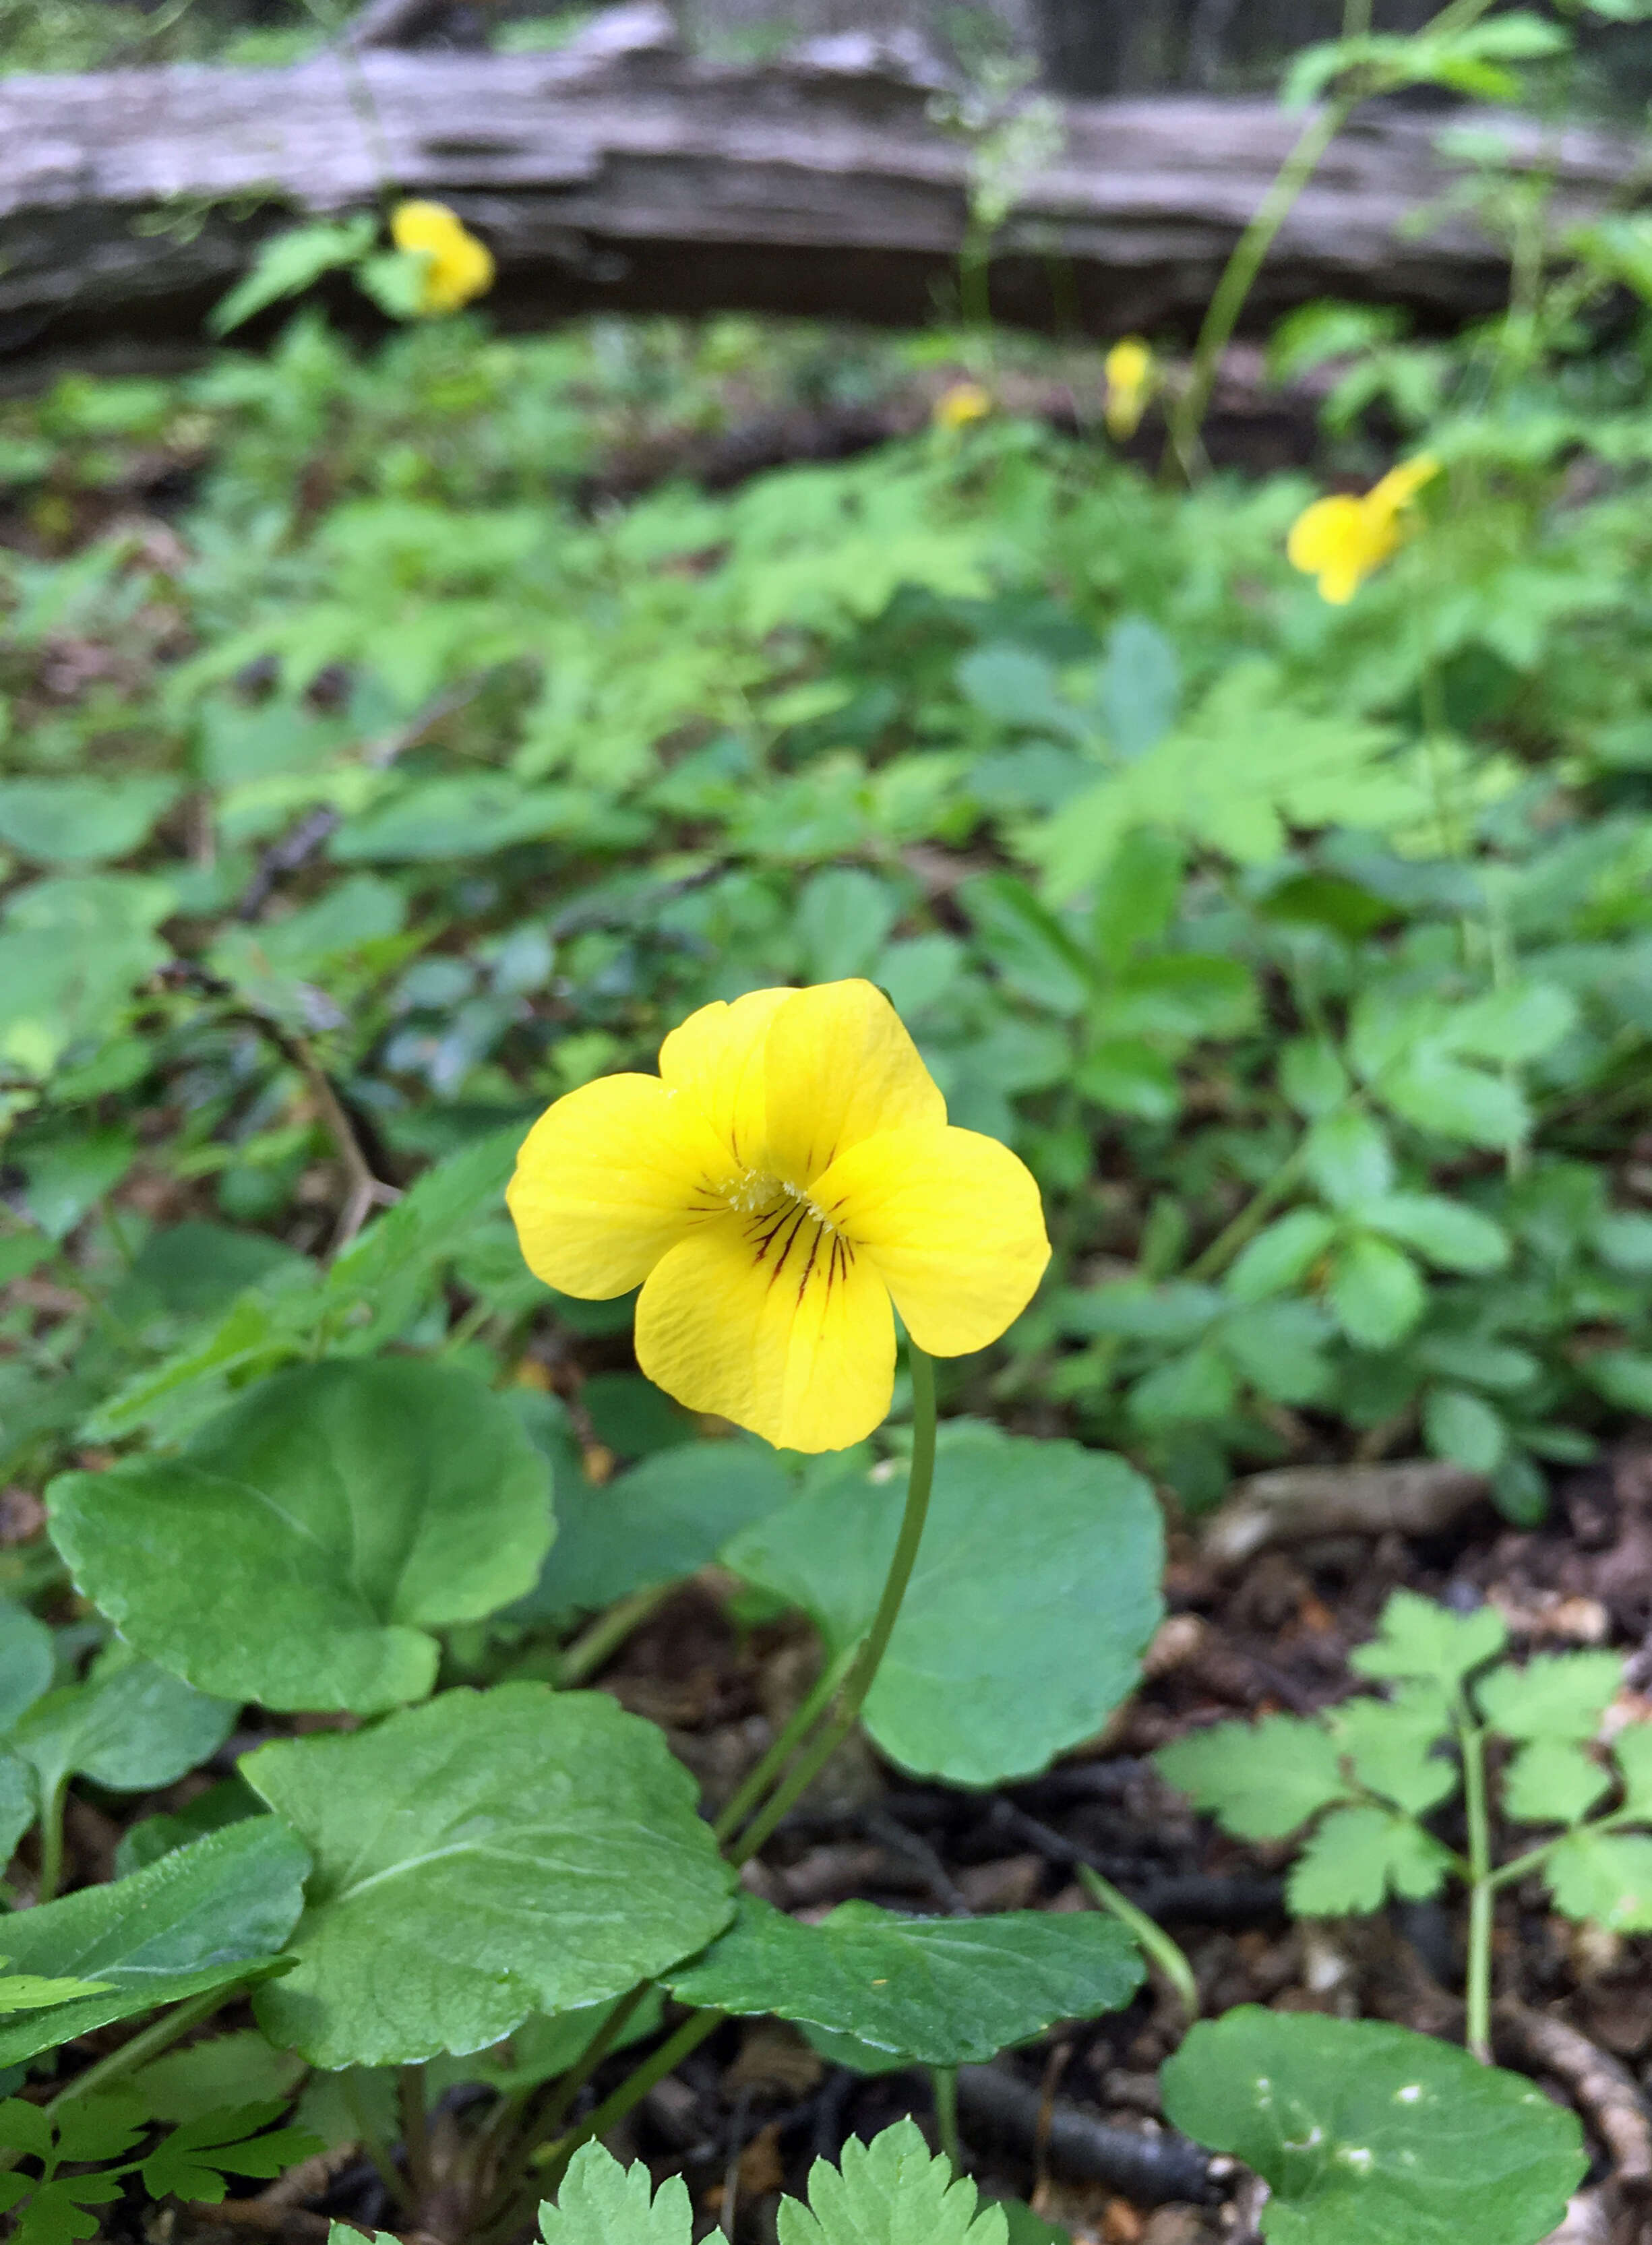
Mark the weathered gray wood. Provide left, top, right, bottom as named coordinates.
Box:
left=0, top=9, right=1645, bottom=375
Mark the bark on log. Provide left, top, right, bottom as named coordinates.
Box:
left=1, top=4, right=1647, bottom=377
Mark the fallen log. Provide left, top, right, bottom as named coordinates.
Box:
left=1, top=4, right=1647, bottom=378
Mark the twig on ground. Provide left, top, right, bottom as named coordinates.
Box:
left=288, top=1033, right=402, bottom=1253
left=1494, top=2000, right=1652, bottom=2196
left=954, top=2063, right=1220, bottom=2205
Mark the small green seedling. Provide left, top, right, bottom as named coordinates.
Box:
left=1157, top=1589, right=1652, bottom=2058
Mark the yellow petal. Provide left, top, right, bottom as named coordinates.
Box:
left=1367, top=452, right=1440, bottom=516
left=760, top=981, right=944, bottom=1188
left=390, top=199, right=464, bottom=257
left=813, top=1124, right=1050, bottom=1356
left=1286, top=493, right=1365, bottom=578
left=635, top=1208, right=895, bottom=1452
left=659, top=987, right=791, bottom=1167
left=506, top=1073, right=737, bottom=1298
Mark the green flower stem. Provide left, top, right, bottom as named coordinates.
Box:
left=557, top=1585, right=674, bottom=1688
left=1458, top=1698, right=1494, bottom=2064
left=931, top=2066, right=961, bottom=2172
left=714, top=1637, right=861, bottom=1847
left=36, top=1777, right=68, bottom=1907
left=1183, top=1131, right=1316, bottom=1284
left=533, top=2009, right=725, bottom=2190
left=726, top=1345, right=939, bottom=1868
left=1075, top=1864, right=1200, bottom=2019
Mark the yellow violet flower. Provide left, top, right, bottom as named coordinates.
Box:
left=1286, top=453, right=1440, bottom=605
left=390, top=199, right=495, bottom=317
left=508, top=979, right=1050, bottom=1453
left=933, top=381, right=993, bottom=431
left=1103, top=338, right=1154, bottom=440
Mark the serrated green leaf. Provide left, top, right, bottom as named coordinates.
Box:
left=1329, top=1684, right=1457, bottom=1816
left=1161, top=2008, right=1585, bottom=2245
left=0, top=1820, right=308, bottom=2066
left=1502, top=1740, right=1610, bottom=1826
left=245, top=1684, right=733, bottom=2067
left=140, top=2103, right=324, bottom=2203
left=1475, top=1651, right=1622, bottom=1742
left=724, top=1429, right=1161, bottom=1787
left=14, top=2172, right=125, bottom=2245
left=1226, top=1210, right=1339, bottom=1303
left=1378, top=1052, right=1527, bottom=1149
left=1304, top=1111, right=1393, bottom=1209
left=209, top=217, right=378, bottom=338
left=780, top=2120, right=1008, bottom=2245
left=1450, top=983, right=1577, bottom=1065
left=51, top=1357, right=553, bottom=1715
left=1544, top=1830, right=1652, bottom=1929
left=1422, top=1386, right=1506, bottom=1473
left=1612, top=1722, right=1652, bottom=1814
left=665, top=1897, right=1142, bottom=2065
left=1287, top=1804, right=1454, bottom=1915
left=1349, top=1591, right=1506, bottom=1692
left=1155, top=1716, right=1351, bottom=1841
left=1362, top=1196, right=1510, bottom=1274
left=540, top=2140, right=693, bottom=2245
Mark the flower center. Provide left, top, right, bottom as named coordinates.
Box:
left=723, top=1171, right=856, bottom=1297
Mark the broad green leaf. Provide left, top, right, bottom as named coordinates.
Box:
left=1279, top=1039, right=1350, bottom=1118
left=1349, top=1590, right=1506, bottom=1692
left=1584, top=1351, right=1652, bottom=1414
left=1161, top=2008, right=1585, bottom=2245
left=1502, top=1740, right=1610, bottom=1826
left=0, top=777, right=180, bottom=867
left=1475, top=1651, right=1622, bottom=1742
left=1304, top=1110, right=1393, bottom=1209
left=0, top=1599, right=53, bottom=1731
left=15, top=1125, right=137, bottom=1241
left=244, top=1684, right=733, bottom=2066
left=1327, top=1233, right=1426, bottom=1349
left=1543, top=1830, right=1652, bottom=1929
left=541, top=2141, right=692, bottom=2245
left=724, top=1430, right=1162, bottom=1785
left=1377, top=1052, right=1527, bottom=1149
left=1155, top=1716, right=1350, bottom=1841
left=132, top=2029, right=307, bottom=2122
left=1226, top=1210, right=1339, bottom=1303
left=209, top=216, right=378, bottom=336
left=665, top=1897, right=1142, bottom=2064
left=1328, top=1684, right=1457, bottom=1816
left=1450, top=983, right=1577, bottom=1064
left=0, top=1820, right=309, bottom=2064
left=0, top=874, right=174, bottom=1082
left=1362, top=1196, right=1510, bottom=1274
left=780, top=2120, right=1008, bottom=2245
left=50, top=1357, right=553, bottom=1714
left=530, top=1438, right=791, bottom=1620
left=1287, top=1805, right=1454, bottom=1915
left=11, top=1644, right=236, bottom=1808
left=1422, top=1386, right=1506, bottom=1473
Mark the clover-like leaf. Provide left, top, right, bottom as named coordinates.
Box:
left=1156, top=1716, right=1350, bottom=1841
left=665, top=1897, right=1142, bottom=2065
left=1161, top=2008, right=1585, bottom=2245
left=51, top=1357, right=554, bottom=1714
left=244, top=1684, right=733, bottom=2067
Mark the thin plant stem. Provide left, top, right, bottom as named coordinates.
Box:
left=528, top=1986, right=650, bottom=2143
left=713, top=1637, right=861, bottom=1846
left=533, top=2010, right=725, bottom=2189
left=399, top=2064, right=434, bottom=2205
left=1075, top=1864, right=1200, bottom=2019
left=1166, top=99, right=1350, bottom=481
left=36, top=1777, right=67, bottom=1907
left=727, top=1347, right=939, bottom=1867
left=557, top=1585, right=674, bottom=1688
left=1458, top=1696, right=1494, bottom=2063
left=49, top=1985, right=236, bottom=2108
left=1184, top=1132, right=1315, bottom=1283
left=931, top=2066, right=962, bottom=2171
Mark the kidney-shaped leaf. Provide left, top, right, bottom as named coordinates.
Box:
left=1161, top=2008, right=1585, bottom=2245
left=243, top=1684, right=733, bottom=2067
left=666, top=1897, right=1142, bottom=2065
left=0, top=1818, right=309, bottom=2065
left=49, top=1357, right=554, bottom=1714
left=723, top=1431, right=1162, bottom=1785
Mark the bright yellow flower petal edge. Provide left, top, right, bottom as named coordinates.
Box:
left=1286, top=452, right=1440, bottom=605
left=1104, top=338, right=1155, bottom=440
left=390, top=199, right=495, bottom=317
left=508, top=979, right=1051, bottom=1452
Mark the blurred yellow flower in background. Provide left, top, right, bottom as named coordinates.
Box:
left=1287, top=454, right=1441, bottom=605
left=933, top=381, right=993, bottom=431
left=508, top=981, right=1049, bottom=1452
left=1103, top=338, right=1155, bottom=439
left=390, top=199, right=495, bottom=316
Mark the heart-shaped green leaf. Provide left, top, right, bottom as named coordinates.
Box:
left=723, top=1429, right=1162, bottom=1785
left=243, top=1684, right=733, bottom=2066
left=665, top=1897, right=1142, bottom=2064
left=1161, top=2008, right=1585, bottom=2245
left=0, top=1819, right=309, bottom=2065
left=49, top=1357, right=554, bottom=1713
